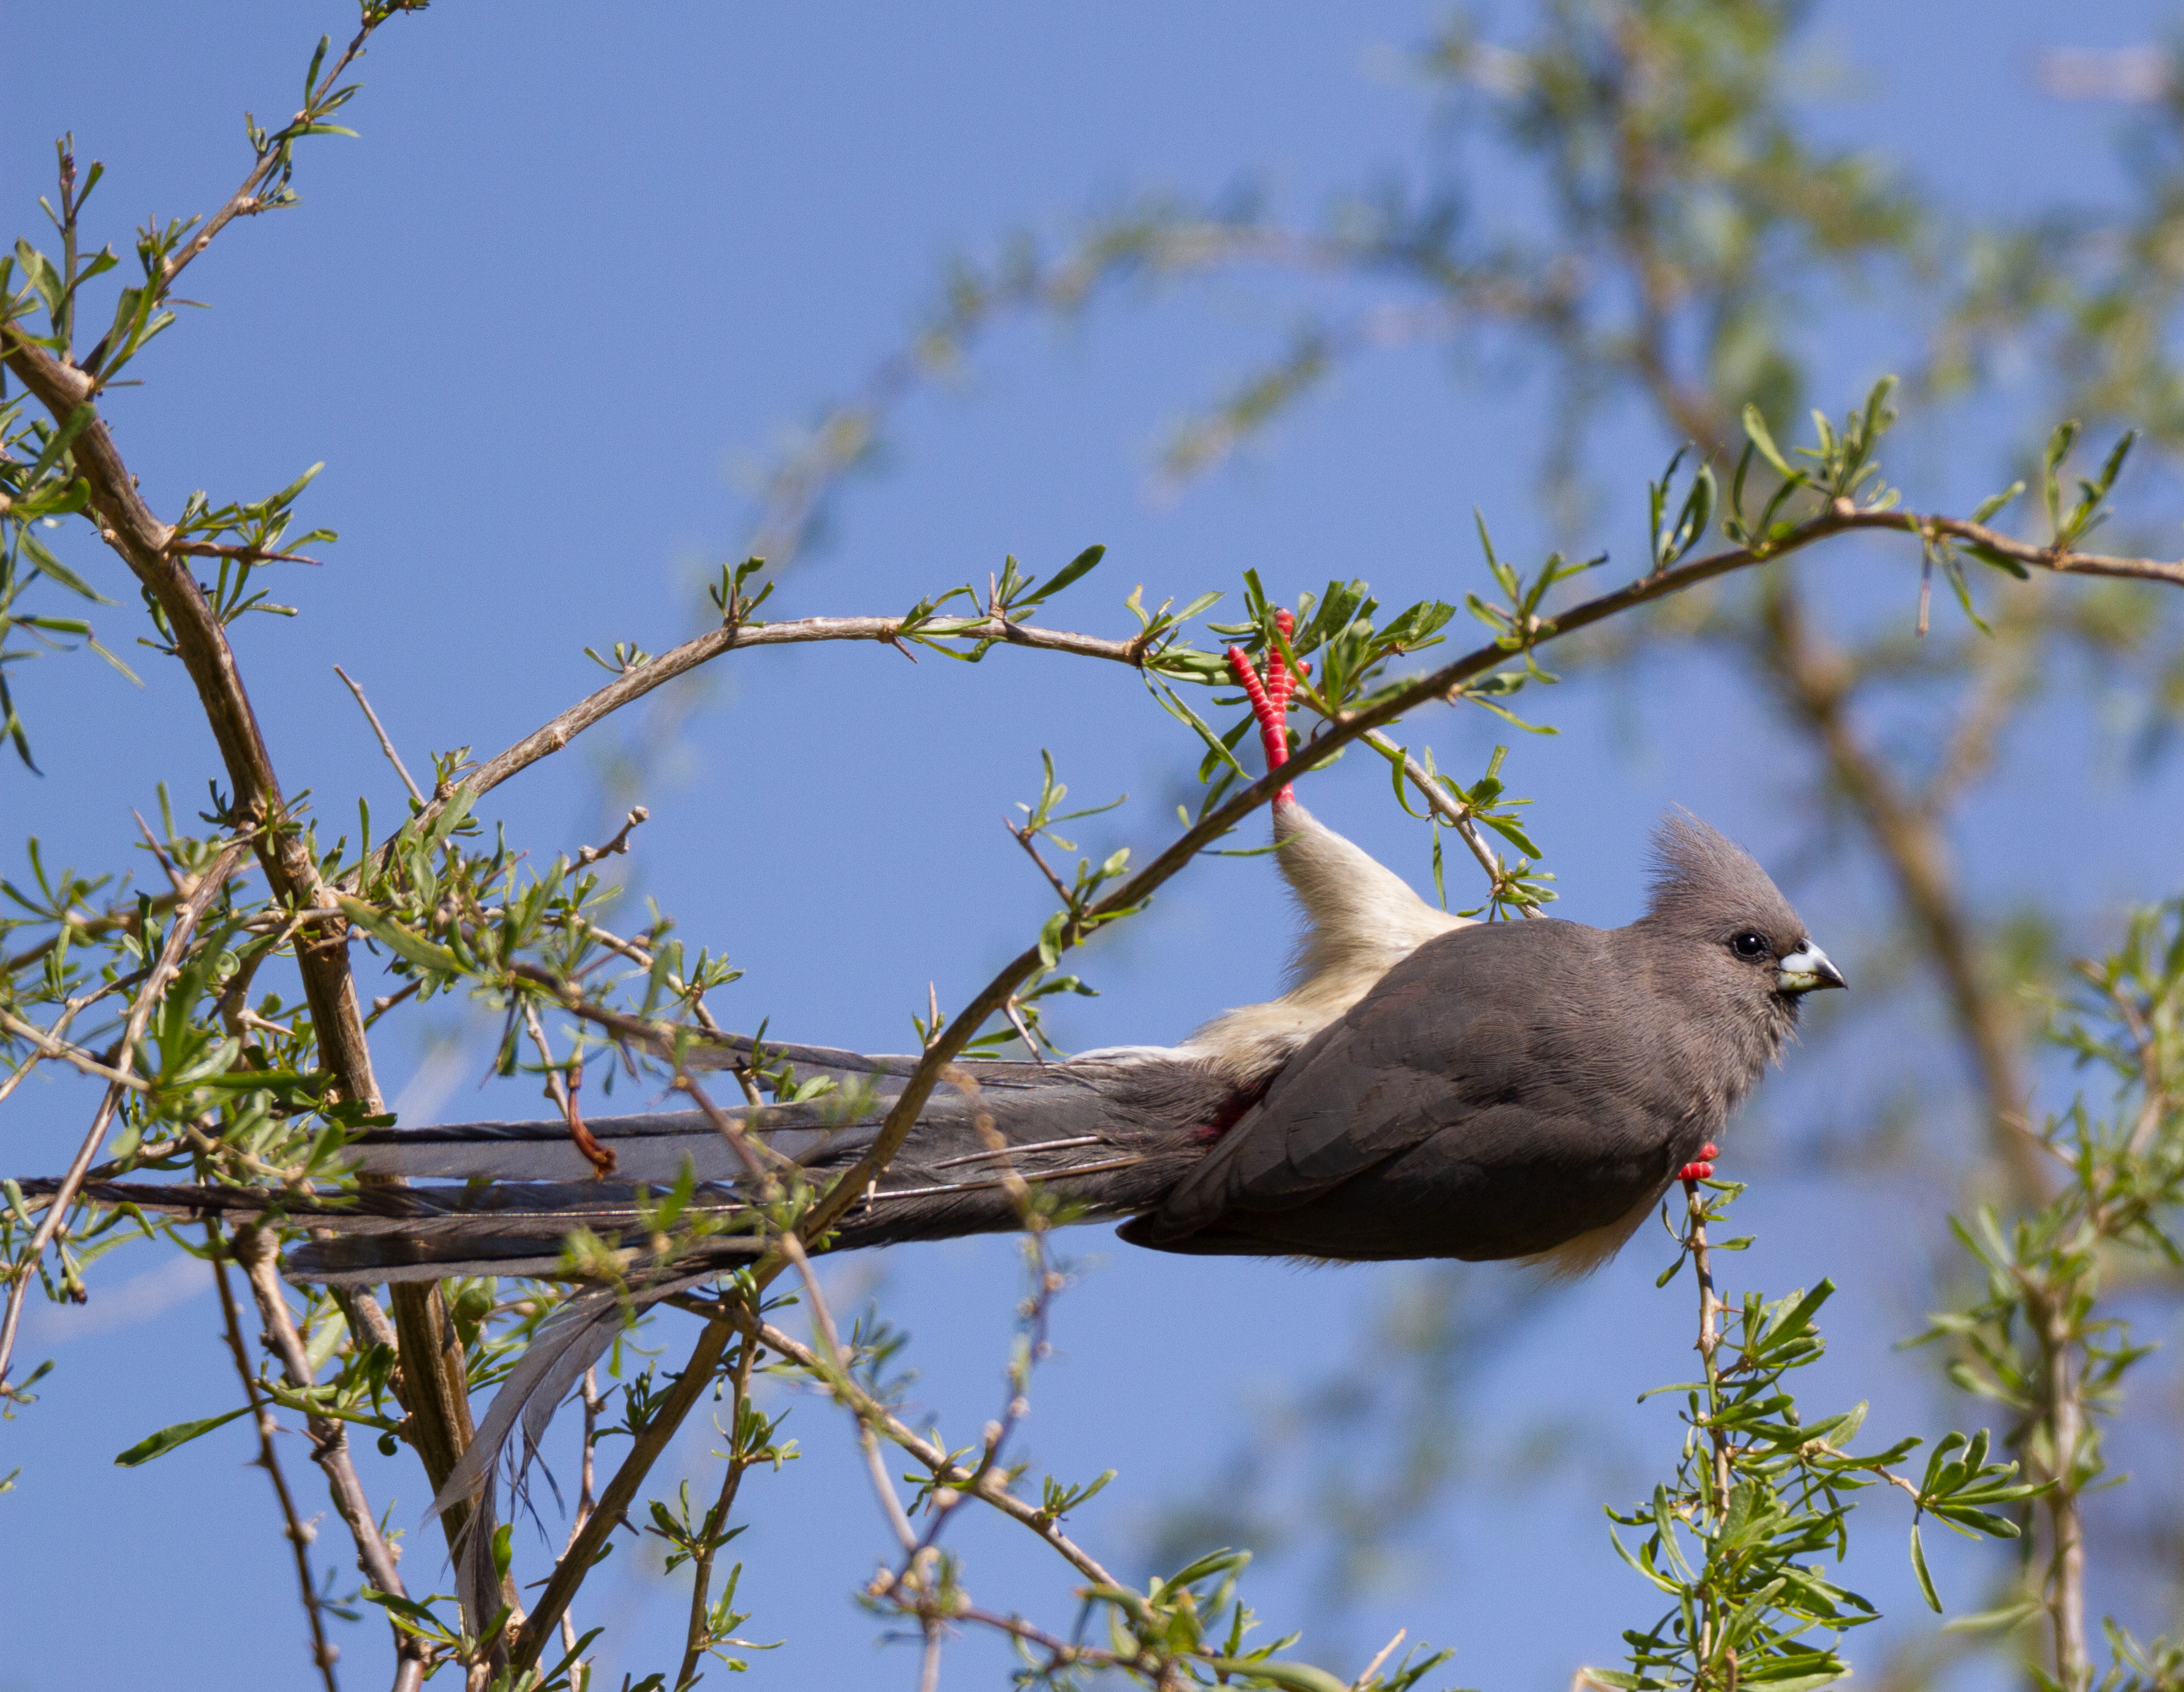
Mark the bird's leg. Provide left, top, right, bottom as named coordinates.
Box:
left=1225, top=608, right=1309, bottom=803
left=1677, top=1142, right=1719, bottom=1183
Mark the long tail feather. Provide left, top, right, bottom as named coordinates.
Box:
left=20, top=1044, right=1249, bottom=1533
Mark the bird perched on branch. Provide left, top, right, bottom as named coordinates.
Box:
left=40, top=618, right=1843, bottom=1522
left=62, top=617, right=1843, bottom=1285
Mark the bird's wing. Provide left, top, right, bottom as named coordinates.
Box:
left=1125, top=920, right=1702, bottom=1260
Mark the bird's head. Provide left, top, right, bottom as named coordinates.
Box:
left=1639, top=812, right=1846, bottom=1029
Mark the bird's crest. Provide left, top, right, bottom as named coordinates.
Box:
left=1644, top=810, right=1799, bottom=934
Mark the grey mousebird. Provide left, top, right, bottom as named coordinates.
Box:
left=35, top=620, right=1843, bottom=1523
left=72, top=630, right=1843, bottom=1280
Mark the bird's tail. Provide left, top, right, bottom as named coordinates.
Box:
left=22, top=1044, right=1249, bottom=1539
left=47, top=1046, right=1240, bottom=1287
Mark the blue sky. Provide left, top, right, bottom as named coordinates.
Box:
left=6, top=4, right=2183, bottom=1689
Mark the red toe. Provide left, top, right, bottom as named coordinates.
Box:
left=1226, top=608, right=1301, bottom=801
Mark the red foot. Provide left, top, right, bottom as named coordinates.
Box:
left=1225, top=609, right=1310, bottom=802
left=1677, top=1142, right=1720, bottom=1184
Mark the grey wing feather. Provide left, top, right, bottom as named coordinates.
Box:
left=429, top=1269, right=722, bottom=1529
left=1128, top=921, right=1701, bottom=1260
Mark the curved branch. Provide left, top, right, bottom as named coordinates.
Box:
left=387, top=500, right=2184, bottom=861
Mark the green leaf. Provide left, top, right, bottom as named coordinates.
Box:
left=1197, top=1656, right=1350, bottom=1692
left=115, top=1406, right=251, bottom=1466
left=1929, top=1505, right=2021, bottom=1539
left=1753, top=1279, right=1835, bottom=1358
left=1968, top=480, right=2023, bottom=526
left=1940, top=1598, right=2046, bottom=1636
left=336, top=896, right=467, bottom=976
left=1144, top=673, right=1249, bottom=779
left=1910, top=1523, right=1941, bottom=1613
left=26, top=402, right=96, bottom=485
left=1022, top=543, right=1104, bottom=607
left=1742, top=405, right=1796, bottom=480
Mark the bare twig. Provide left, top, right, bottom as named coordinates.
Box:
left=685, top=1299, right=1118, bottom=1587
left=0, top=887, right=181, bottom=977
left=1361, top=727, right=1540, bottom=916
left=230, top=1226, right=428, bottom=1683
left=0, top=1007, right=155, bottom=1098
left=171, top=538, right=322, bottom=566
left=778, top=1229, right=920, bottom=1552
left=1353, top=1629, right=1408, bottom=1691
left=208, top=1223, right=342, bottom=1689
left=521, top=1001, right=614, bottom=1178
left=334, top=665, right=425, bottom=805
left=575, top=807, right=648, bottom=866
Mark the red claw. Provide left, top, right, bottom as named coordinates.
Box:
left=1677, top=1142, right=1720, bottom=1184
left=1226, top=608, right=1301, bottom=802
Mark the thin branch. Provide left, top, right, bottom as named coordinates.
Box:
left=334, top=665, right=425, bottom=805
left=556, top=1365, right=605, bottom=1682
left=675, top=1338, right=757, bottom=1692
left=509, top=1311, right=738, bottom=1673
left=1361, top=727, right=1540, bottom=917
left=170, top=538, right=323, bottom=565
left=396, top=613, right=1151, bottom=837
left=777, top=1229, right=920, bottom=1553
left=575, top=807, right=648, bottom=866
left=1682, top=1176, right=1735, bottom=1689
left=1353, top=1630, right=1408, bottom=1691
left=369, top=496, right=2184, bottom=883
left=2035, top=1288, right=2091, bottom=1692
left=0, top=887, right=182, bottom=977
left=75, top=7, right=417, bottom=376
left=0, top=837, right=247, bottom=1391
left=208, top=1222, right=342, bottom=1690
left=230, top=1226, right=429, bottom=1687
left=0, top=1007, right=155, bottom=1097
left=521, top=1001, right=615, bottom=1177
left=689, top=1299, right=1119, bottom=1588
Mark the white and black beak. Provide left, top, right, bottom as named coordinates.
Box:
left=1777, top=941, right=1847, bottom=994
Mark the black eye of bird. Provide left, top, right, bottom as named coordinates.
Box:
left=1730, top=932, right=1771, bottom=961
